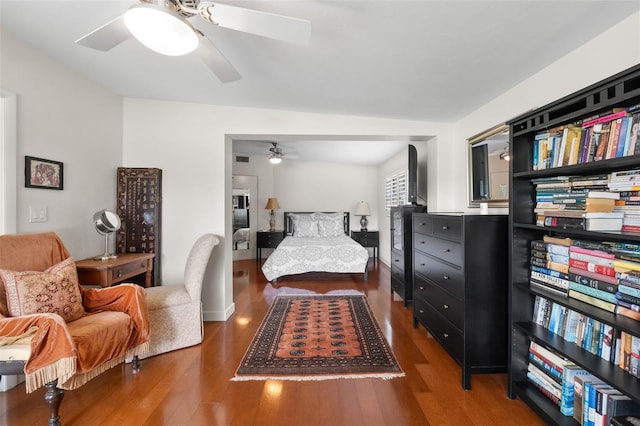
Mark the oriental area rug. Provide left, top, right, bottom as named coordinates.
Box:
left=232, top=294, right=404, bottom=381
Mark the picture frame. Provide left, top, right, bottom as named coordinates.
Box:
left=25, top=156, right=64, bottom=190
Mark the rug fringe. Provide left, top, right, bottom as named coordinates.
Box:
left=231, top=372, right=405, bottom=382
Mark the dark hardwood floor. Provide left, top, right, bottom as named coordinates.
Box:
left=1, top=259, right=544, bottom=425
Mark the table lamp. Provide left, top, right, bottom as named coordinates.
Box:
left=355, top=201, right=370, bottom=231
left=264, top=198, right=281, bottom=231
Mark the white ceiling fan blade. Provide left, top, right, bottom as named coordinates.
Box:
left=75, top=15, right=131, bottom=51
left=195, top=34, right=241, bottom=83
left=198, top=2, right=311, bottom=45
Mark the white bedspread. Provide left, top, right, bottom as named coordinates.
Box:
left=261, top=235, right=370, bottom=281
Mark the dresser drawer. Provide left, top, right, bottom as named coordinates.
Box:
left=414, top=303, right=463, bottom=363
left=413, top=215, right=433, bottom=235
left=414, top=233, right=462, bottom=265
left=110, top=259, right=148, bottom=282
left=352, top=231, right=379, bottom=246
left=414, top=252, right=463, bottom=299
left=391, top=276, right=406, bottom=300
left=433, top=217, right=462, bottom=241
left=414, top=277, right=463, bottom=331
left=391, top=251, right=404, bottom=273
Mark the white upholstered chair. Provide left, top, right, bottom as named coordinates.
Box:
left=142, top=234, right=219, bottom=358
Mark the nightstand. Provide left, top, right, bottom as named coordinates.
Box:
left=256, top=230, right=285, bottom=259
left=351, top=230, right=379, bottom=260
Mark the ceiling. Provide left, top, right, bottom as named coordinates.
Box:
left=2, top=1, right=639, bottom=165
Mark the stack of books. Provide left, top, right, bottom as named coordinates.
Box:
left=530, top=237, right=571, bottom=296
left=607, top=169, right=640, bottom=233
left=532, top=173, right=627, bottom=231
left=568, top=240, right=619, bottom=312
left=526, top=339, right=571, bottom=408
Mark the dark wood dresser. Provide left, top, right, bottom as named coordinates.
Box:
left=390, top=205, right=426, bottom=307
left=412, top=212, right=508, bottom=389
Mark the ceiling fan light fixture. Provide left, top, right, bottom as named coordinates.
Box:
left=124, top=3, right=198, bottom=56
left=269, top=154, right=282, bottom=164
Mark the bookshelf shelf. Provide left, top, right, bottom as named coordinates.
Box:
left=508, top=64, right=640, bottom=425
left=512, top=381, right=579, bottom=426
left=515, top=322, right=640, bottom=402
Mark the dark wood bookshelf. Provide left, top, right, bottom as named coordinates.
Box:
left=508, top=63, right=640, bottom=424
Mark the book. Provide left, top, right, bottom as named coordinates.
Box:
left=569, top=289, right=617, bottom=312
left=569, top=266, right=618, bottom=285
left=569, top=282, right=618, bottom=304
left=560, top=364, right=589, bottom=416
left=543, top=235, right=573, bottom=246
left=569, top=258, right=616, bottom=277
left=596, top=387, right=622, bottom=426
left=569, top=271, right=618, bottom=294
left=529, top=340, right=569, bottom=371
left=617, top=305, right=640, bottom=320
left=574, top=374, right=601, bottom=424
left=607, top=396, right=640, bottom=424
left=615, top=259, right=640, bottom=273
left=570, top=245, right=615, bottom=260
left=582, top=110, right=628, bottom=128
left=531, top=278, right=569, bottom=297
left=619, top=284, right=640, bottom=299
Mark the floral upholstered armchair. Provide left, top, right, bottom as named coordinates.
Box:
left=0, top=232, right=150, bottom=425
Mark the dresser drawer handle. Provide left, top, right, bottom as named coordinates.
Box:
left=419, top=286, right=424, bottom=290
left=394, top=259, right=400, bottom=263
left=420, top=222, right=426, bottom=226
left=420, top=241, right=425, bottom=244
left=443, top=333, right=449, bottom=338
left=443, top=275, right=450, bottom=280
left=419, top=309, right=424, bottom=314
left=443, top=248, right=450, bottom=253
left=420, top=263, right=425, bottom=267
left=117, top=270, right=123, bottom=278
left=442, top=226, right=449, bottom=230
left=443, top=304, right=449, bottom=309
left=140, top=263, right=146, bottom=268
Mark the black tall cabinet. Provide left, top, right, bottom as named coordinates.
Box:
left=390, top=205, right=426, bottom=306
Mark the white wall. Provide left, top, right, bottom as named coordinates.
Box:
left=0, top=30, right=123, bottom=256
left=123, top=98, right=450, bottom=320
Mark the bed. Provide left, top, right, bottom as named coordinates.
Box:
left=261, top=212, right=370, bottom=282
left=233, top=227, right=250, bottom=249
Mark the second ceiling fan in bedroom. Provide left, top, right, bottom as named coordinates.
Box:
left=76, top=0, right=312, bottom=83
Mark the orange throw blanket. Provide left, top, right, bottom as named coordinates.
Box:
left=0, top=233, right=150, bottom=393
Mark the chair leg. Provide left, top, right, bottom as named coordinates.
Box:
left=44, top=380, right=63, bottom=426
left=131, top=355, right=140, bottom=375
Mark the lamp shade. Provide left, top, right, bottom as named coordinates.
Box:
left=355, top=201, right=370, bottom=216
left=264, top=198, right=281, bottom=210
left=124, top=3, right=199, bottom=56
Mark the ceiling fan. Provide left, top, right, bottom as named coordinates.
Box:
left=268, top=142, right=284, bottom=164
left=75, top=0, right=312, bottom=83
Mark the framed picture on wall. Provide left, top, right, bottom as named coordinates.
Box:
left=25, top=156, right=63, bottom=190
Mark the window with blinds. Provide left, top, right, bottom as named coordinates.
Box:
left=385, top=170, right=408, bottom=210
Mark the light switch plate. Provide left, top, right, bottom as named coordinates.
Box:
left=29, top=206, right=48, bottom=223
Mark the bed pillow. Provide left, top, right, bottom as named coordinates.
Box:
left=318, top=218, right=345, bottom=237
left=0, top=257, right=85, bottom=322
left=315, top=212, right=343, bottom=220
left=292, top=216, right=319, bottom=237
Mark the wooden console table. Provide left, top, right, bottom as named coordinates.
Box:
left=76, top=253, right=155, bottom=288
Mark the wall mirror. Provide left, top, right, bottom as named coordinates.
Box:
left=468, top=123, right=510, bottom=207
left=232, top=188, right=250, bottom=250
